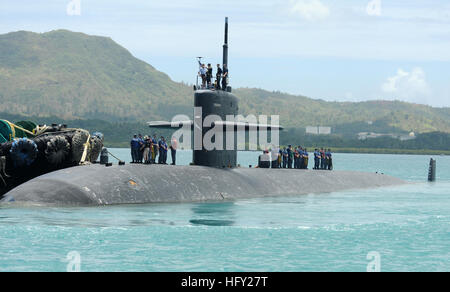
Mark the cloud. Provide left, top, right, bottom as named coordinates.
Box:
left=366, top=0, right=382, bottom=17
left=290, top=0, right=330, bottom=21
left=381, top=67, right=431, bottom=104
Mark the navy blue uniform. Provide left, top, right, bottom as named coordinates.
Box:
left=222, top=67, right=229, bottom=90
left=326, top=151, right=333, bottom=170
left=314, top=151, right=320, bottom=169
left=158, top=140, right=168, bottom=164
left=216, top=67, right=223, bottom=89
left=130, top=138, right=140, bottom=163
left=320, top=150, right=326, bottom=169
left=299, top=149, right=304, bottom=169
left=282, top=149, right=288, bottom=168
left=137, top=137, right=144, bottom=163
left=294, top=150, right=299, bottom=169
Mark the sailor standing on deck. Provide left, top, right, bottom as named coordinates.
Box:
left=216, top=64, right=223, bottom=89
left=137, top=134, right=144, bottom=163
left=299, top=147, right=304, bottom=169
left=282, top=147, right=288, bottom=168
left=206, top=64, right=213, bottom=89
left=130, top=135, right=140, bottom=163
left=152, top=134, right=159, bottom=164
left=271, top=146, right=279, bottom=168
left=158, top=136, right=168, bottom=164
left=326, top=149, right=333, bottom=170
left=287, top=145, right=293, bottom=169
left=222, top=64, right=229, bottom=90
left=278, top=148, right=283, bottom=168
left=320, top=148, right=325, bottom=170
left=258, top=150, right=271, bottom=169
left=198, top=61, right=207, bottom=89
left=294, top=147, right=300, bottom=169
left=143, top=136, right=152, bottom=164
left=324, top=149, right=329, bottom=170
left=303, top=148, right=309, bottom=169
left=170, top=137, right=178, bottom=165
left=314, top=149, right=320, bottom=170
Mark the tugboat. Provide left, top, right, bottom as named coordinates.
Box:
left=0, top=120, right=103, bottom=197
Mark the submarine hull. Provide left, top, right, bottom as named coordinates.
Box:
left=1, top=164, right=406, bottom=206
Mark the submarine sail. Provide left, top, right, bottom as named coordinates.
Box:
left=149, top=17, right=282, bottom=168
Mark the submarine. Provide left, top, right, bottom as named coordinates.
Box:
left=0, top=18, right=406, bottom=206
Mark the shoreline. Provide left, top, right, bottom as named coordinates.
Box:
left=304, top=147, right=450, bottom=156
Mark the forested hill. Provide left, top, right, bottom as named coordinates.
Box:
left=0, top=29, right=193, bottom=122
left=1, top=29, right=449, bottom=134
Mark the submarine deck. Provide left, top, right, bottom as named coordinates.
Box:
left=1, top=164, right=406, bottom=206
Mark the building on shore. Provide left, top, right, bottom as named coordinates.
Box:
left=306, top=126, right=332, bottom=135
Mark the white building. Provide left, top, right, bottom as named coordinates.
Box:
left=358, top=132, right=417, bottom=141
left=306, top=126, right=319, bottom=135
left=306, top=126, right=332, bottom=135
left=318, top=127, right=332, bottom=135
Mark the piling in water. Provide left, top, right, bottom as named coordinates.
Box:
left=428, top=158, right=436, bottom=182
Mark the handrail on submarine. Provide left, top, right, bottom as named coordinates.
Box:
left=195, top=74, right=230, bottom=91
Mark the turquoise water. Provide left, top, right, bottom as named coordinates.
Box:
left=0, top=150, right=449, bottom=272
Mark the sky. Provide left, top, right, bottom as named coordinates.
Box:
left=0, top=0, right=449, bottom=107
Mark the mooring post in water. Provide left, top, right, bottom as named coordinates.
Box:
left=428, top=158, right=436, bottom=182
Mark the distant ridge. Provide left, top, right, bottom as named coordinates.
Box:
left=0, top=30, right=449, bottom=133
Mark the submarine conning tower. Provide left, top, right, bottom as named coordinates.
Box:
left=149, top=17, right=282, bottom=169
left=193, top=17, right=238, bottom=168
left=193, top=89, right=239, bottom=168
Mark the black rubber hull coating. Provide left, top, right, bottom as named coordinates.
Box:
left=1, top=164, right=406, bottom=206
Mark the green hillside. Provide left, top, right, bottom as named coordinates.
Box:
left=1, top=30, right=449, bottom=134
left=235, top=88, right=450, bottom=133
left=0, top=30, right=193, bottom=122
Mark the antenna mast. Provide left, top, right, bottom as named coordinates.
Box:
left=223, top=17, right=228, bottom=66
